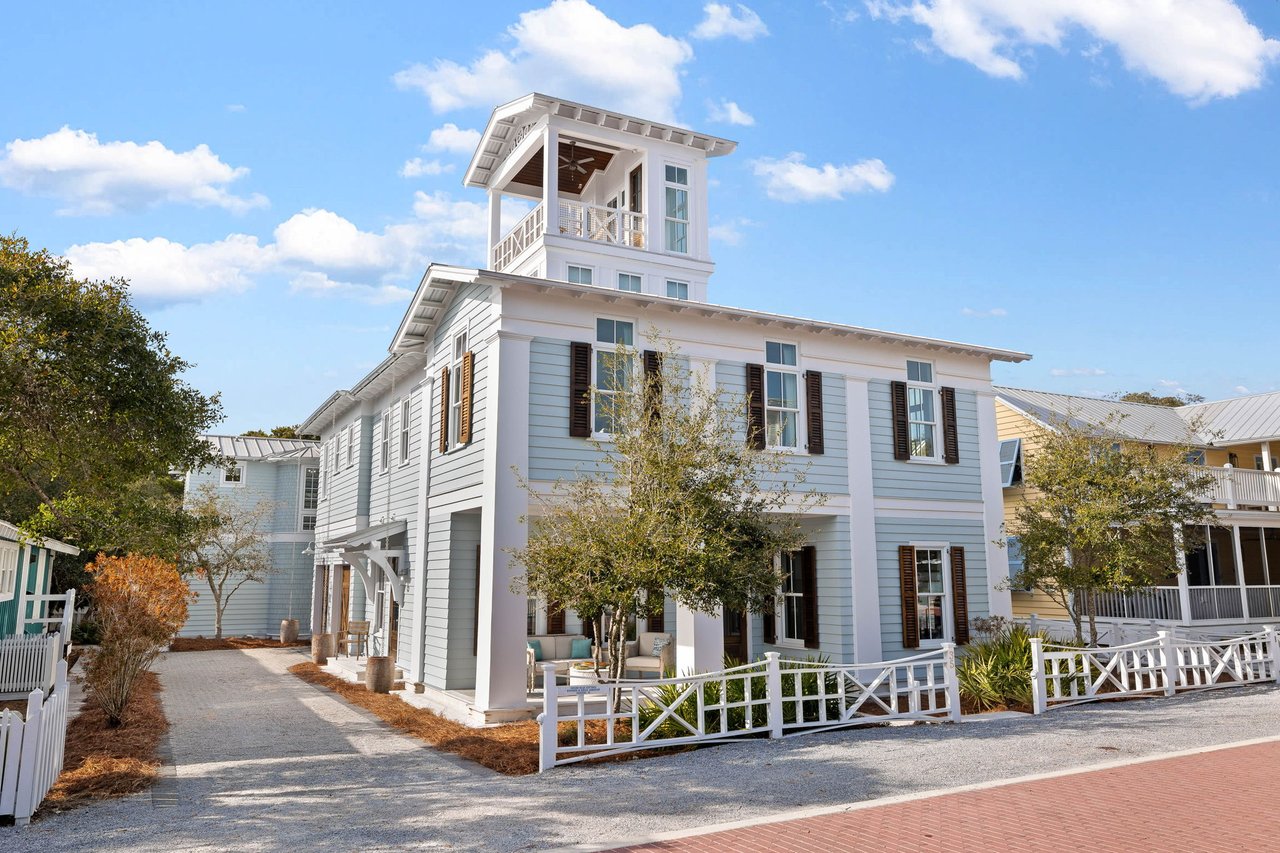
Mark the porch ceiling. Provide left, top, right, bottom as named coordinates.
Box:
left=507, top=141, right=616, bottom=197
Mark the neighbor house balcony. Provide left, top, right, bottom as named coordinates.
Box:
left=1201, top=464, right=1280, bottom=510
left=492, top=199, right=646, bottom=272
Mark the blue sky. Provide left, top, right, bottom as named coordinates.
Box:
left=3, top=1, right=1279, bottom=432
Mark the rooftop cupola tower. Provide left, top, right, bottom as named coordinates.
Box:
left=463, top=93, right=736, bottom=303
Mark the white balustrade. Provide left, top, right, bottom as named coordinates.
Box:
left=556, top=200, right=645, bottom=249
left=491, top=203, right=546, bottom=271
left=1202, top=465, right=1280, bottom=509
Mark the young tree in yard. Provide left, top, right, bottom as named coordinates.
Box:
left=511, top=338, right=825, bottom=684
left=1008, top=417, right=1216, bottom=644
left=180, top=484, right=278, bottom=639
left=84, top=554, right=192, bottom=726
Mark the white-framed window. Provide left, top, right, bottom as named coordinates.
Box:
left=593, top=317, right=635, bottom=435
left=222, top=463, right=244, bottom=487
left=301, top=467, right=319, bottom=531
left=0, top=542, right=19, bottom=603
left=665, top=279, right=689, bottom=300
left=1184, top=449, right=1207, bottom=465
left=617, top=272, right=642, bottom=293
left=379, top=410, right=391, bottom=472
left=399, top=398, right=412, bottom=465
left=567, top=264, right=593, bottom=285
left=765, top=341, right=800, bottom=449
left=664, top=164, right=689, bottom=253
left=346, top=424, right=355, bottom=467
left=1006, top=536, right=1029, bottom=591
left=914, top=546, right=949, bottom=646
left=449, top=330, right=468, bottom=449
left=778, top=550, right=807, bottom=646
left=998, top=438, right=1022, bottom=487
left=906, top=359, right=938, bottom=460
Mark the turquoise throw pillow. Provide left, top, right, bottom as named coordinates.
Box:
left=527, top=639, right=544, bottom=661
left=570, top=638, right=592, bottom=659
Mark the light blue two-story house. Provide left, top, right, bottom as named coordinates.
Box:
left=299, top=93, right=1031, bottom=724
left=180, top=435, right=320, bottom=638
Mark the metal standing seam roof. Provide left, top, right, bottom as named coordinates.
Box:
left=202, top=434, right=320, bottom=461
left=994, top=386, right=1280, bottom=447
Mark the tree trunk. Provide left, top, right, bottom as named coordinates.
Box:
left=1086, top=590, right=1099, bottom=646
left=608, top=603, right=628, bottom=714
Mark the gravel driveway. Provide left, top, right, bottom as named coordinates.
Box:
left=6, top=647, right=1280, bottom=851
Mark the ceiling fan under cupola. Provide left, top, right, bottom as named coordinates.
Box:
left=558, top=140, right=595, bottom=174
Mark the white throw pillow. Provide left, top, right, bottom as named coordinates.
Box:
left=651, top=635, right=671, bottom=656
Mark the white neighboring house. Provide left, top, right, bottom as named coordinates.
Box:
left=180, top=435, right=320, bottom=638
left=298, top=93, right=1031, bottom=724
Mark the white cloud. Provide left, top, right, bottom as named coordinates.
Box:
left=709, top=217, right=756, bottom=245
left=866, top=0, right=1280, bottom=103
left=392, top=0, right=693, bottom=123
left=288, top=272, right=414, bottom=306
left=426, top=123, right=482, bottom=153
left=692, top=3, right=769, bottom=41
left=225, top=104, right=246, bottom=113
left=752, top=152, right=894, bottom=201
left=960, top=306, right=1007, bottom=317
left=1234, top=385, right=1250, bottom=395
left=64, top=234, right=270, bottom=301
left=708, top=99, right=755, bottom=126
left=0, top=127, right=268, bottom=215
left=1157, top=378, right=1182, bottom=388
left=400, top=158, right=453, bottom=178
left=1050, top=367, right=1107, bottom=377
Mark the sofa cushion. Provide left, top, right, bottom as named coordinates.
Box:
left=626, top=655, right=661, bottom=671
left=527, top=639, right=544, bottom=661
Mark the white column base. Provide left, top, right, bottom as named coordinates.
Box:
left=675, top=604, right=724, bottom=675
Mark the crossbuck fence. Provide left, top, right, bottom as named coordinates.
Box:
left=1029, top=627, right=1280, bottom=714
left=538, top=647, right=960, bottom=771
left=1, top=659, right=71, bottom=824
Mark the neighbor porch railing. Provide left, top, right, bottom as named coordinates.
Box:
left=1087, top=587, right=1182, bottom=621
left=538, top=647, right=959, bottom=771
left=0, top=659, right=70, bottom=824
left=1202, top=465, right=1280, bottom=509
left=19, top=589, right=76, bottom=650
left=0, top=633, right=62, bottom=698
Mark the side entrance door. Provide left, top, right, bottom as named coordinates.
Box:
left=723, top=609, right=749, bottom=664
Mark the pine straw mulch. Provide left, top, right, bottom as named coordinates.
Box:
left=288, top=662, right=688, bottom=775
left=169, top=636, right=311, bottom=652
left=37, top=671, right=168, bottom=816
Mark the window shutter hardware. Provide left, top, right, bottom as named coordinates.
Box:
left=898, top=545, right=920, bottom=649
left=569, top=341, right=592, bottom=437
left=746, top=363, right=766, bottom=450
left=941, top=386, right=960, bottom=464
left=890, top=380, right=910, bottom=461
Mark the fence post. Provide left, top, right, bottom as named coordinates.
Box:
left=1266, top=626, right=1280, bottom=685
left=1028, top=613, right=1038, bottom=636
left=942, top=642, right=962, bottom=722
left=765, top=652, right=783, bottom=739
left=1029, top=637, right=1046, bottom=715
left=61, top=588, right=77, bottom=649
left=14, top=687, right=44, bottom=825
left=538, top=663, right=558, bottom=773
left=1158, top=630, right=1178, bottom=697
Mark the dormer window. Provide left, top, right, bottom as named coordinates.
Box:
left=664, top=165, right=689, bottom=254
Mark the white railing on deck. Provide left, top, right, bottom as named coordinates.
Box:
left=538, top=647, right=959, bottom=771
left=1, top=659, right=70, bottom=824
left=1030, top=627, right=1280, bottom=713
left=491, top=203, right=546, bottom=271
left=1188, top=586, right=1244, bottom=621
left=557, top=200, right=645, bottom=249
left=1203, top=465, right=1280, bottom=509
left=20, top=590, right=76, bottom=650
left=1086, top=587, right=1182, bottom=621
left=0, top=633, right=61, bottom=698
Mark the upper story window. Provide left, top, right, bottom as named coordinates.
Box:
left=664, top=164, right=689, bottom=254
left=567, top=265, right=593, bottom=285
left=399, top=398, right=412, bottom=464
left=765, top=341, right=799, bottom=449
left=0, top=542, right=20, bottom=603
left=906, top=359, right=937, bottom=460
left=222, top=463, right=244, bottom=487
left=345, top=424, right=356, bottom=468
left=1184, top=449, right=1207, bottom=465
left=666, top=280, right=689, bottom=300
left=379, top=410, right=391, bottom=472
left=998, top=438, right=1022, bottom=487
left=617, top=273, right=642, bottom=293
left=449, top=331, right=468, bottom=448
left=594, top=318, right=635, bottom=435
left=302, top=467, right=319, bottom=531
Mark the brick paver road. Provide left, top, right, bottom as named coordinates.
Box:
left=615, top=739, right=1280, bottom=852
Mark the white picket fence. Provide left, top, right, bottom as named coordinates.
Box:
left=1, top=659, right=70, bottom=824
left=538, top=647, right=960, bottom=771
left=0, top=633, right=63, bottom=699
left=1030, top=627, right=1280, bottom=713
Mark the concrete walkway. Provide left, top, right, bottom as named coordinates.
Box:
left=6, top=648, right=1280, bottom=851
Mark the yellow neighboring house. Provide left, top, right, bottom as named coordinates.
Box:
left=994, top=386, right=1280, bottom=634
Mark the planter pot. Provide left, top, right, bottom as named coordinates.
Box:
left=366, top=655, right=394, bottom=694
left=280, top=619, right=299, bottom=644
left=311, top=633, right=330, bottom=665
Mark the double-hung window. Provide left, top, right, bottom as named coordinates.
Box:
left=0, top=542, right=19, bottom=603
left=906, top=360, right=937, bottom=460
left=593, top=318, right=634, bottom=435
left=617, top=273, right=642, bottom=293
left=779, top=550, right=807, bottom=644
left=301, top=467, right=319, bottom=531
left=665, top=280, right=689, bottom=300
left=379, top=411, right=390, bottom=472
left=664, top=165, right=689, bottom=253
left=222, top=463, right=244, bottom=486
left=399, top=398, right=412, bottom=464
left=567, top=264, right=593, bottom=285
left=346, top=424, right=355, bottom=468
left=914, top=547, right=948, bottom=644
left=765, top=341, right=799, bottom=449
left=449, top=331, right=468, bottom=448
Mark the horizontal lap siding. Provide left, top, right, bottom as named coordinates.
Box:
left=529, top=338, right=610, bottom=480
left=868, top=381, right=983, bottom=501
left=181, top=542, right=314, bottom=637
left=875, top=516, right=990, bottom=659
left=421, top=513, right=452, bottom=689
left=316, top=416, right=367, bottom=542
left=429, top=283, right=495, bottom=500
left=445, top=512, right=481, bottom=690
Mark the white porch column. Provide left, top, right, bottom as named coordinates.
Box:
left=846, top=376, right=882, bottom=662
left=328, top=563, right=344, bottom=636
left=310, top=563, right=325, bottom=636
left=977, top=389, right=1014, bottom=619
left=1174, top=525, right=1192, bottom=624
left=487, top=190, right=503, bottom=270
left=675, top=604, right=723, bottom=675
left=474, top=331, right=532, bottom=713
left=1234, top=524, right=1251, bottom=620
left=1263, top=441, right=1274, bottom=472
left=410, top=373, right=435, bottom=687
left=542, top=125, right=558, bottom=253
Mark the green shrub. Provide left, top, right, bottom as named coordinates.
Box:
left=72, top=618, right=101, bottom=646
left=957, top=623, right=1049, bottom=712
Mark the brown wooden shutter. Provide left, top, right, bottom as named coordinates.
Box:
left=891, top=380, right=910, bottom=461
left=458, top=351, right=475, bottom=445
left=762, top=594, right=777, bottom=645
left=438, top=366, right=450, bottom=454
left=546, top=602, right=566, bottom=635
left=941, top=386, right=959, bottom=464
left=746, top=363, right=766, bottom=450
left=805, top=370, right=824, bottom=455
left=899, top=545, right=920, bottom=650
left=801, top=545, right=819, bottom=650
left=643, top=349, right=663, bottom=423
left=646, top=588, right=665, bottom=633
left=569, top=342, right=592, bottom=437
left=951, top=546, right=970, bottom=645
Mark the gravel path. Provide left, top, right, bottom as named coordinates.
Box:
left=7, top=648, right=1280, bottom=851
